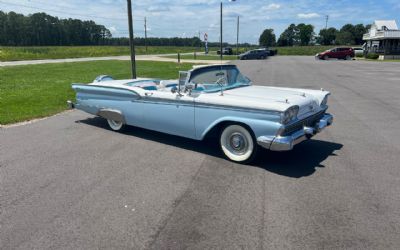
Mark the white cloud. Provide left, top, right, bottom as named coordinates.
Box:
left=263, top=3, right=281, bottom=10
left=147, top=5, right=170, bottom=12
left=297, top=13, right=320, bottom=19
left=108, top=26, right=117, bottom=33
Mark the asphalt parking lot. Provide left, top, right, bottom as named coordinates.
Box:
left=1, top=56, right=400, bottom=249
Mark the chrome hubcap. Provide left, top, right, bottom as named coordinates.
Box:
left=229, top=132, right=247, bottom=154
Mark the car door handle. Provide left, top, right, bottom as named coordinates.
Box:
left=145, top=92, right=153, bottom=96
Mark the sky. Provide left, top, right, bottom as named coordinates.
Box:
left=0, top=0, right=399, bottom=44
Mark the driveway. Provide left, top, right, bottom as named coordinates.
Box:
left=1, top=56, right=399, bottom=249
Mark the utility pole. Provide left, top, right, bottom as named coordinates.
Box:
left=236, top=16, right=239, bottom=56
left=127, top=0, right=136, bottom=79
left=144, top=17, right=147, bottom=52
left=220, top=1, right=223, bottom=61
left=198, top=31, right=201, bottom=52
left=325, top=15, right=329, bottom=29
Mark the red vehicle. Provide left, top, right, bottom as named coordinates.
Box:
left=316, top=47, right=355, bottom=60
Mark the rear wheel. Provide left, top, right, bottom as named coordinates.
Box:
left=219, top=124, right=258, bottom=164
left=345, top=55, right=351, bottom=60
left=107, top=119, right=124, bottom=131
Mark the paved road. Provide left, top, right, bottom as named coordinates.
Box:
left=0, top=53, right=227, bottom=67
left=1, top=57, right=400, bottom=249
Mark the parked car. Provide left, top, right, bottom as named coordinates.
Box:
left=239, top=49, right=269, bottom=60
left=69, top=64, right=333, bottom=163
left=265, top=48, right=278, bottom=56
left=217, top=47, right=233, bottom=55
left=316, top=47, right=355, bottom=60
left=353, top=47, right=364, bottom=56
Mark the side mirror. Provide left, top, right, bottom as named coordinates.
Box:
left=171, top=86, right=178, bottom=94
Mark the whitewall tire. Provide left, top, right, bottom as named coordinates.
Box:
left=220, top=124, right=257, bottom=163
left=107, top=119, right=124, bottom=131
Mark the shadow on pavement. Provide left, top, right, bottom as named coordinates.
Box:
left=78, top=117, right=342, bottom=178
left=253, top=140, right=342, bottom=178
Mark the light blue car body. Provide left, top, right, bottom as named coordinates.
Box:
left=71, top=65, right=333, bottom=151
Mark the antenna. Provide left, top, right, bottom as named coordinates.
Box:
left=325, top=15, right=329, bottom=29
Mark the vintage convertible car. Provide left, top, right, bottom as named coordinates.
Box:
left=68, top=64, right=333, bottom=163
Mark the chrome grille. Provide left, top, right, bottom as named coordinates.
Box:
left=281, top=110, right=325, bottom=136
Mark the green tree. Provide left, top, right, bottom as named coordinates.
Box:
left=353, top=24, right=369, bottom=45
left=318, top=27, right=337, bottom=45
left=259, top=28, right=276, bottom=47
left=336, top=24, right=355, bottom=45
left=277, top=24, right=297, bottom=46
left=297, top=23, right=314, bottom=45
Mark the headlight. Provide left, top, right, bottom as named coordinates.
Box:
left=281, top=106, right=299, bottom=124
left=321, top=95, right=328, bottom=106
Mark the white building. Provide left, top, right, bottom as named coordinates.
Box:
left=363, top=20, right=400, bottom=59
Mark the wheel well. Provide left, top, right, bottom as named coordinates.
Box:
left=203, top=121, right=255, bottom=140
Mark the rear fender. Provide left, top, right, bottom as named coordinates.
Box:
left=97, top=109, right=125, bottom=123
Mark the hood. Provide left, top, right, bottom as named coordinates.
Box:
left=195, top=85, right=328, bottom=118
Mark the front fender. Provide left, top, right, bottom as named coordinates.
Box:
left=199, top=116, right=282, bottom=140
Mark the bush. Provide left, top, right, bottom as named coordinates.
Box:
left=366, top=53, right=379, bottom=60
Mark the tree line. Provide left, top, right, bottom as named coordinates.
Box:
left=0, top=11, right=253, bottom=47
left=104, top=37, right=253, bottom=48
left=0, top=11, right=195, bottom=47
left=259, top=23, right=371, bottom=47
left=0, top=11, right=111, bottom=46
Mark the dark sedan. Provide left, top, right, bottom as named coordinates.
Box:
left=239, top=49, right=268, bottom=60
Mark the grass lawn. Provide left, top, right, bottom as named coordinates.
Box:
left=0, top=60, right=194, bottom=125
left=274, top=46, right=335, bottom=56
left=0, top=46, right=204, bottom=61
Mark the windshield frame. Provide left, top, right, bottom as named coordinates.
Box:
left=188, top=65, right=252, bottom=93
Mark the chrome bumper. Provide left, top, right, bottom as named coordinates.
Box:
left=257, top=114, right=333, bottom=151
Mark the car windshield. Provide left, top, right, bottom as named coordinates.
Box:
left=189, top=66, right=251, bottom=93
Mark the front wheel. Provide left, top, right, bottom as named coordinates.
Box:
left=107, top=119, right=125, bottom=131
left=220, top=124, right=258, bottom=164
left=345, top=55, right=352, bottom=60
left=324, top=55, right=329, bottom=60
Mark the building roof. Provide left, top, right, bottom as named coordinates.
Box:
left=363, top=20, right=400, bottom=40
left=374, top=20, right=398, bottom=30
